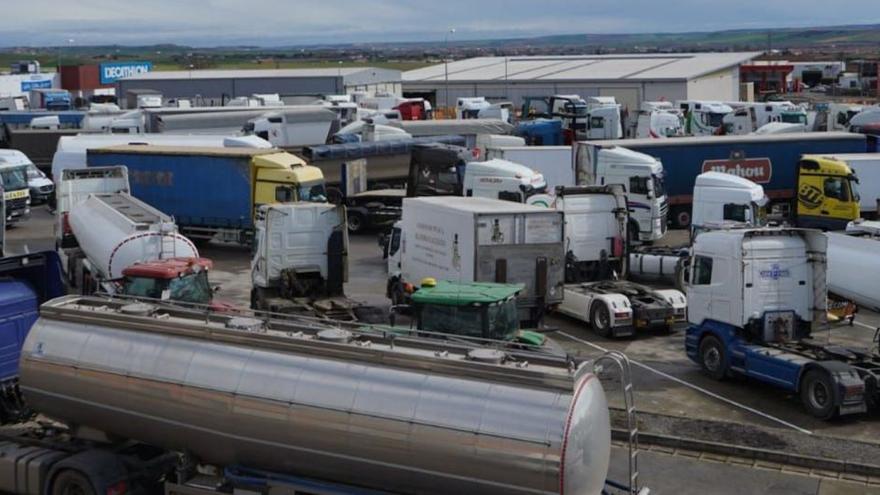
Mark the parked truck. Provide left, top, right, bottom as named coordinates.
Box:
left=250, top=202, right=382, bottom=321
left=0, top=149, right=32, bottom=225
left=574, top=142, right=669, bottom=241
left=387, top=196, right=565, bottom=326
left=589, top=133, right=867, bottom=229
left=2, top=294, right=616, bottom=495
left=677, top=100, right=732, bottom=136
left=550, top=186, right=687, bottom=337
left=685, top=227, right=879, bottom=419
left=484, top=145, right=573, bottom=194
left=0, top=251, right=64, bottom=422
left=817, top=153, right=880, bottom=218
left=722, top=101, right=808, bottom=135
left=86, top=145, right=326, bottom=244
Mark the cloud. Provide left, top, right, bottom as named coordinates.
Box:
left=0, top=0, right=878, bottom=46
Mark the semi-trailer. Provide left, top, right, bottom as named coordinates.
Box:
left=1, top=294, right=618, bottom=495
left=86, top=145, right=326, bottom=244
left=581, top=133, right=866, bottom=229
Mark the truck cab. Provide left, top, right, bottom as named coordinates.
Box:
left=678, top=100, right=732, bottom=136
left=456, top=97, right=491, bottom=119
left=691, top=171, right=768, bottom=237
left=407, top=143, right=548, bottom=204
left=408, top=279, right=553, bottom=351
left=252, top=152, right=328, bottom=206
left=795, top=156, right=860, bottom=230
left=635, top=101, right=685, bottom=139
left=121, top=257, right=218, bottom=307
left=0, top=150, right=32, bottom=225
left=575, top=144, right=668, bottom=242
left=722, top=102, right=808, bottom=135
left=247, top=107, right=339, bottom=148
left=684, top=227, right=877, bottom=419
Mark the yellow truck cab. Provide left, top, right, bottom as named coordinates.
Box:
left=252, top=152, right=327, bottom=207
left=797, top=156, right=860, bottom=230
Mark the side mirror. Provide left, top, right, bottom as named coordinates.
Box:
left=646, top=191, right=654, bottom=200
left=212, top=286, right=221, bottom=294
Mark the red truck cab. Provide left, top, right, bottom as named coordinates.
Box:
left=121, top=257, right=233, bottom=311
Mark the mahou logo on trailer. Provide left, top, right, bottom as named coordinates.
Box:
left=701, top=150, right=772, bottom=184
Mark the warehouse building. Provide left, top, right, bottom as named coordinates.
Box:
left=403, top=52, right=760, bottom=112
left=116, top=67, right=402, bottom=107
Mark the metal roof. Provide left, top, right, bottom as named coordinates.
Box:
left=411, top=280, right=522, bottom=306
left=404, top=52, right=760, bottom=84
left=121, top=67, right=395, bottom=81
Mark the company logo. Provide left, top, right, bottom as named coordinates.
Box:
left=100, top=62, right=153, bottom=84
left=701, top=156, right=772, bottom=184
left=760, top=263, right=790, bottom=280
left=20, top=78, right=53, bottom=91
left=798, top=184, right=823, bottom=210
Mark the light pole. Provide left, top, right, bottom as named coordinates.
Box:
left=444, top=28, right=455, bottom=112
left=57, top=38, right=74, bottom=72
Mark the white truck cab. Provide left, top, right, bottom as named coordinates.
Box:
left=456, top=97, right=491, bottom=119
left=574, top=144, right=668, bottom=242
left=463, top=159, right=548, bottom=203
left=723, top=101, right=808, bottom=135
left=692, top=172, right=768, bottom=237
left=635, top=101, right=684, bottom=139
left=677, top=100, right=733, bottom=136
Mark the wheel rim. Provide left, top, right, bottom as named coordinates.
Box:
left=809, top=380, right=830, bottom=409
left=703, top=346, right=721, bottom=372
left=677, top=211, right=690, bottom=227
left=593, top=308, right=609, bottom=329
left=349, top=216, right=361, bottom=231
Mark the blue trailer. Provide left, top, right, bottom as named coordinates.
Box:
left=86, top=145, right=324, bottom=243
left=0, top=251, right=64, bottom=422
left=583, top=132, right=869, bottom=228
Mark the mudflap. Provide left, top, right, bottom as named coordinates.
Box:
left=810, top=361, right=868, bottom=417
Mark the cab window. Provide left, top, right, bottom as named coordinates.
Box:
left=589, top=116, right=605, bottom=129
left=823, top=177, right=850, bottom=202
left=629, top=176, right=650, bottom=195
left=723, top=203, right=749, bottom=222
left=275, top=186, right=294, bottom=202
left=692, top=256, right=713, bottom=285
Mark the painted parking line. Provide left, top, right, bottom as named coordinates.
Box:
left=558, top=331, right=814, bottom=435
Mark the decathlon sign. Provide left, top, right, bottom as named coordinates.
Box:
left=100, top=62, right=153, bottom=84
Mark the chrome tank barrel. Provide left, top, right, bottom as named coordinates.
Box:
left=20, top=296, right=611, bottom=495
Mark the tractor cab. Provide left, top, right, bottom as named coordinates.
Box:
left=121, top=257, right=219, bottom=307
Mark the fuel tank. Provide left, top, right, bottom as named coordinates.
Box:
left=21, top=296, right=611, bottom=495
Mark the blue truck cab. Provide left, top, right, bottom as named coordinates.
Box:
left=685, top=228, right=877, bottom=419
left=0, top=252, right=65, bottom=422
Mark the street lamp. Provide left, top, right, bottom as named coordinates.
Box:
left=57, top=38, right=74, bottom=71
left=444, top=28, right=455, bottom=112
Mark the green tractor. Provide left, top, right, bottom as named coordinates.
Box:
left=403, top=279, right=562, bottom=354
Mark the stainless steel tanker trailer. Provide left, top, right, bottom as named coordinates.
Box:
left=1, top=295, right=626, bottom=495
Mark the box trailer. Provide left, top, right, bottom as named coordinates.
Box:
left=818, top=153, right=880, bottom=217
left=388, top=196, right=565, bottom=325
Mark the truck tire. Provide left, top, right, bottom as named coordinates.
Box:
left=590, top=302, right=612, bottom=338
left=672, top=207, right=691, bottom=229
left=800, top=369, right=837, bottom=420
left=51, top=470, right=97, bottom=495
left=348, top=212, right=365, bottom=234
left=698, top=335, right=727, bottom=380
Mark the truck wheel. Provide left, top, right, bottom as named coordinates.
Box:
left=348, top=212, right=365, bottom=233
left=673, top=208, right=691, bottom=229
left=698, top=335, right=727, bottom=380
left=590, top=303, right=613, bottom=338
left=51, top=470, right=97, bottom=495
left=800, top=369, right=837, bottom=420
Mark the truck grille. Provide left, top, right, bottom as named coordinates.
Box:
left=638, top=307, right=671, bottom=321
left=7, top=196, right=27, bottom=212
left=659, top=199, right=669, bottom=216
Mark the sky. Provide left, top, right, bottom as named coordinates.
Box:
left=2, top=0, right=879, bottom=47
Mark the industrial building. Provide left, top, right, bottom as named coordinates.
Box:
left=403, top=52, right=760, bottom=111
left=115, top=67, right=402, bottom=107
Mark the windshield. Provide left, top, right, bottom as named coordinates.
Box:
left=123, top=271, right=213, bottom=304
left=419, top=304, right=485, bottom=338
left=707, top=112, right=726, bottom=127
left=651, top=173, right=666, bottom=197
left=0, top=166, right=28, bottom=190
left=298, top=180, right=328, bottom=203
left=486, top=299, right=519, bottom=340
left=781, top=113, right=807, bottom=124
left=26, top=165, right=44, bottom=180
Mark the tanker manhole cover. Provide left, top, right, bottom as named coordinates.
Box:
left=317, top=328, right=352, bottom=343
left=467, top=348, right=506, bottom=364
left=226, top=317, right=264, bottom=332
left=119, top=303, right=156, bottom=316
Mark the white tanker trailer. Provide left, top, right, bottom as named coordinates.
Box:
left=62, top=192, right=202, bottom=295
left=3, top=295, right=629, bottom=495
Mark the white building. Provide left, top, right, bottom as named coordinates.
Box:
left=0, top=72, right=59, bottom=97
left=403, top=52, right=760, bottom=112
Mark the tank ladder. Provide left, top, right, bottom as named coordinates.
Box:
left=595, top=350, right=646, bottom=495
left=159, top=222, right=177, bottom=260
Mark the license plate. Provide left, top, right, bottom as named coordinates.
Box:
left=4, top=189, right=27, bottom=200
